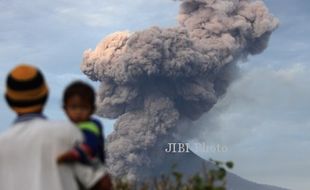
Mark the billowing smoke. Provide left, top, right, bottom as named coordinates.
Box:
left=81, top=0, right=278, bottom=180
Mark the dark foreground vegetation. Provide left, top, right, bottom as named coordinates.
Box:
left=112, top=159, right=233, bottom=190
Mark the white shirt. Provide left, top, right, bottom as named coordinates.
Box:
left=0, top=117, right=105, bottom=190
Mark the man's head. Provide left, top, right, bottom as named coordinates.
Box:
left=5, top=64, right=49, bottom=115
left=63, top=81, right=96, bottom=123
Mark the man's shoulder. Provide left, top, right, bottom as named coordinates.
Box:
left=46, top=120, right=81, bottom=133
left=36, top=120, right=83, bottom=144
left=0, top=119, right=81, bottom=145
left=30, top=119, right=75, bottom=131
left=27, top=119, right=82, bottom=139
left=41, top=120, right=75, bottom=128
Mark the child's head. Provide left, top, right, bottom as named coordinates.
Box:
left=63, top=81, right=96, bottom=123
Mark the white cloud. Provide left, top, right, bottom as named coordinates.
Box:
left=190, top=63, right=310, bottom=190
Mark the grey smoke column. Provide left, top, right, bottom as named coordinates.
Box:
left=81, top=0, right=278, bottom=180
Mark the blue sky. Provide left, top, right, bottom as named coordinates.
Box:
left=0, top=0, right=309, bottom=190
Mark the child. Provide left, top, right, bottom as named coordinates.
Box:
left=58, top=81, right=105, bottom=165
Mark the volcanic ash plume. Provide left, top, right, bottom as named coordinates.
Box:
left=81, top=0, right=278, bottom=180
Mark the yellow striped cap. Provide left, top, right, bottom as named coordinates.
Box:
left=5, top=64, right=49, bottom=114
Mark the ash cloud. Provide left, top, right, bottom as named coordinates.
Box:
left=81, top=0, right=278, bottom=180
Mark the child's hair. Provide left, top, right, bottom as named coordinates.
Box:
left=63, top=81, right=96, bottom=108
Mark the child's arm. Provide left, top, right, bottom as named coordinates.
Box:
left=58, top=122, right=101, bottom=164
left=57, top=143, right=93, bottom=163
left=57, top=149, right=80, bottom=163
